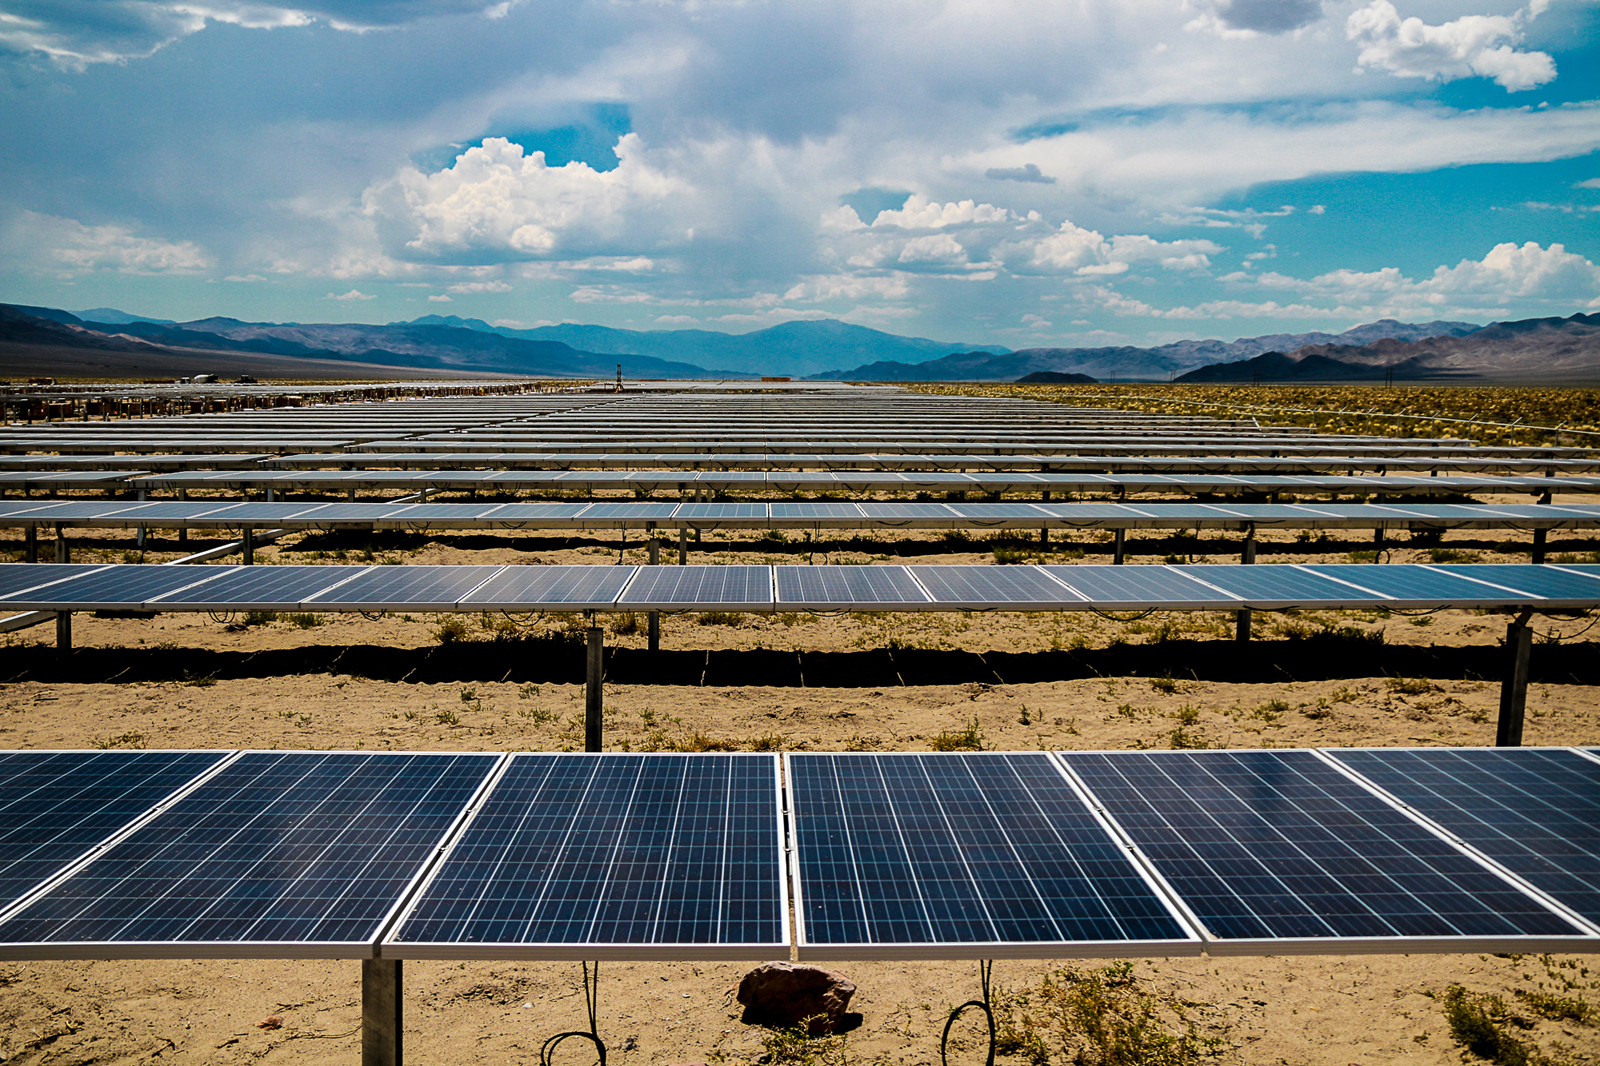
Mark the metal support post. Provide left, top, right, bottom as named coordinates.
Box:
left=361, top=958, right=402, bottom=1066
left=678, top=529, right=688, bottom=565
left=24, top=524, right=36, bottom=563
left=1112, top=529, right=1126, bottom=565
left=1039, top=491, right=1049, bottom=547
left=136, top=489, right=146, bottom=549
left=178, top=490, right=188, bottom=545
left=585, top=623, right=604, bottom=752
left=1531, top=528, right=1547, bottom=564
left=56, top=611, right=71, bottom=654
left=1235, top=531, right=1256, bottom=642
left=242, top=528, right=255, bottom=565
left=1371, top=527, right=1382, bottom=561
left=1496, top=615, right=1533, bottom=747
left=54, top=526, right=67, bottom=564
left=646, top=524, right=660, bottom=652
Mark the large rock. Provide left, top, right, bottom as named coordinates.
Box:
left=736, top=962, right=857, bottom=1034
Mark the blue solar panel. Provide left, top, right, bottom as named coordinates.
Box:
left=0, top=563, right=113, bottom=599
left=473, top=503, right=592, bottom=522
left=0, top=750, right=229, bottom=912
left=787, top=753, right=1197, bottom=959
left=1328, top=748, right=1600, bottom=930
left=0, top=751, right=500, bottom=958
left=1289, top=565, right=1528, bottom=605
left=911, top=566, right=1082, bottom=607
left=579, top=503, right=681, bottom=520
left=0, top=565, right=235, bottom=610
left=773, top=566, right=930, bottom=608
left=1434, top=564, right=1600, bottom=604
left=857, top=503, right=958, bottom=521
left=619, top=566, right=773, bottom=608
left=1043, top=565, right=1238, bottom=607
left=771, top=502, right=864, bottom=520
left=1060, top=750, right=1588, bottom=953
left=146, top=565, right=362, bottom=609
left=387, top=754, right=786, bottom=959
left=945, top=504, right=1050, bottom=522
left=457, top=565, right=635, bottom=609
left=1196, top=565, right=1393, bottom=606
left=304, top=565, right=505, bottom=608
left=675, top=503, right=769, bottom=521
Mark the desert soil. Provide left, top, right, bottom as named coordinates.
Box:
left=0, top=515, right=1596, bottom=1066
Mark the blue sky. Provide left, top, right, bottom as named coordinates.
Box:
left=1, top=0, right=1597, bottom=348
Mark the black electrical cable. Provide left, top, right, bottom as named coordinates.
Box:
left=540, top=961, right=605, bottom=1066
left=940, top=960, right=995, bottom=1066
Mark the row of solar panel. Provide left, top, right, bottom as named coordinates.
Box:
left=1, top=500, right=1597, bottom=531
left=0, top=748, right=1593, bottom=961
left=2, top=562, right=1599, bottom=612
left=2, top=444, right=1591, bottom=472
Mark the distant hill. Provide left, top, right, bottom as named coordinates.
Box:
left=73, top=308, right=178, bottom=325
left=810, top=319, right=1480, bottom=381
left=1016, top=370, right=1096, bottom=384
left=1174, top=313, right=1600, bottom=383
left=397, top=315, right=1009, bottom=378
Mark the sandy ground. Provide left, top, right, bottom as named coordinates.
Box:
left=0, top=519, right=1597, bottom=1065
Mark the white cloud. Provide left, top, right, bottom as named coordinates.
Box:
left=1, top=210, right=209, bottom=276
left=325, top=288, right=376, bottom=300
left=224, top=273, right=267, bottom=282
left=0, top=1, right=512, bottom=67
left=998, top=222, right=1222, bottom=276
left=870, top=196, right=1010, bottom=230
left=1346, top=1, right=1556, bottom=91
left=365, top=136, right=691, bottom=263
left=1576, top=179, right=1600, bottom=190
left=427, top=293, right=453, bottom=301
left=446, top=280, right=513, bottom=293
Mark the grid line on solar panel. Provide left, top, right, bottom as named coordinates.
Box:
left=303, top=565, right=506, bottom=608
left=910, top=566, right=1083, bottom=607
left=0, top=565, right=237, bottom=609
left=786, top=752, right=1198, bottom=960
left=0, top=750, right=501, bottom=959
left=1058, top=749, right=1590, bottom=955
left=0, top=564, right=115, bottom=600
left=386, top=753, right=787, bottom=959
left=0, top=750, right=231, bottom=914
left=144, top=565, right=366, bottom=609
left=773, top=566, right=931, bottom=608
left=1325, top=748, right=1600, bottom=933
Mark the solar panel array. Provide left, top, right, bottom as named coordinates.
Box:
left=0, top=748, right=1593, bottom=962
left=2, top=562, right=1599, bottom=613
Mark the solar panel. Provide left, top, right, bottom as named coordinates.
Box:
left=786, top=753, right=1199, bottom=959
left=457, top=565, right=636, bottom=610
left=674, top=503, right=769, bottom=521
left=944, top=504, right=1051, bottom=523
left=1433, top=564, right=1600, bottom=604
left=386, top=753, right=787, bottom=960
left=0, top=565, right=235, bottom=610
left=856, top=503, right=959, bottom=522
left=469, top=503, right=593, bottom=522
left=1297, top=564, right=1563, bottom=606
left=145, top=565, right=365, bottom=610
left=0, top=750, right=500, bottom=959
left=773, top=566, right=931, bottom=608
left=910, top=566, right=1083, bottom=608
left=0, top=750, right=229, bottom=912
left=578, top=503, right=682, bottom=521
left=619, top=566, right=773, bottom=609
left=303, top=565, right=506, bottom=609
left=1194, top=566, right=1394, bottom=607
left=1059, top=750, right=1591, bottom=954
left=1041, top=565, right=1240, bottom=607
left=0, top=563, right=114, bottom=600
left=1327, top=748, right=1600, bottom=931
left=771, top=502, right=865, bottom=520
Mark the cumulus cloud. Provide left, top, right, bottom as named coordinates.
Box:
left=999, top=221, right=1222, bottom=276
left=364, top=136, right=690, bottom=264
left=984, top=164, right=1055, bottom=184
left=0, top=1, right=514, bottom=67
left=1346, top=1, right=1556, bottom=91
left=446, top=280, right=512, bottom=293
left=325, top=288, right=376, bottom=300
left=869, top=196, right=1010, bottom=230
left=427, top=293, right=452, bottom=301
left=1, top=210, right=209, bottom=275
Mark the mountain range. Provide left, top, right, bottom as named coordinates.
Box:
left=2, top=300, right=1597, bottom=383
left=808, top=320, right=1481, bottom=381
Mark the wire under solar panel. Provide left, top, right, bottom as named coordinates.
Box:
left=0, top=750, right=500, bottom=959
left=304, top=565, right=505, bottom=608
left=773, top=566, right=931, bottom=608
left=386, top=753, right=786, bottom=959
left=457, top=565, right=636, bottom=609
left=146, top=565, right=364, bottom=609
left=0, top=565, right=234, bottom=610
left=786, top=753, right=1198, bottom=959
left=0, top=563, right=112, bottom=599
left=1042, top=565, right=1240, bottom=607
left=1059, top=750, right=1591, bottom=954
left=910, top=565, right=1082, bottom=607
left=0, top=750, right=230, bottom=912
left=1326, top=748, right=1600, bottom=930
left=619, top=566, right=773, bottom=608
